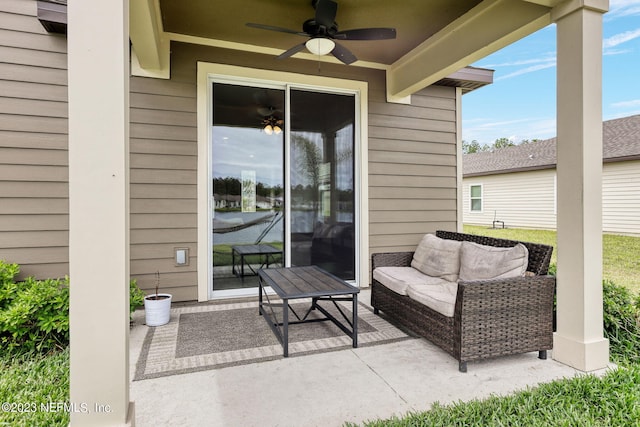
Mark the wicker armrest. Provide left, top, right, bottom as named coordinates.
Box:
left=371, top=252, right=414, bottom=270
left=455, top=275, right=556, bottom=326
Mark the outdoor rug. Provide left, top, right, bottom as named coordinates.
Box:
left=134, top=298, right=410, bottom=380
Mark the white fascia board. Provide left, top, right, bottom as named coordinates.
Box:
left=167, top=32, right=390, bottom=71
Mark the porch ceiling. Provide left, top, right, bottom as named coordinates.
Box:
left=130, top=0, right=567, bottom=98
left=159, top=0, right=483, bottom=65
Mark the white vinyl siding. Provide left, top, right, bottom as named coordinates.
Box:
left=463, top=160, right=640, bottom=235
left=463, top=169, right=557, bottom=229
left=603, top=160, right=640, bottom=235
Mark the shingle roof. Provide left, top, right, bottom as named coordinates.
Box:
left=463, top=114, right=640, bottom=176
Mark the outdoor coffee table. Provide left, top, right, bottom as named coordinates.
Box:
left=258, top=265, right=359, bottom=357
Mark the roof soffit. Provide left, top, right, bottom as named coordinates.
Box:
left=157, top=0, right=483, bottom=65
left=130, top=0, right=562, bottom=95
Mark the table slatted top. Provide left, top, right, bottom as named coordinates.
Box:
left=258, top=266, right=358, bottom=299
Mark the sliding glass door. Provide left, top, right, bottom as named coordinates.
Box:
left=211, top=83, right=285, bottom=293
left=289, top=89, right=355, bottom=280
left=210, top=82, right=356, bottom=296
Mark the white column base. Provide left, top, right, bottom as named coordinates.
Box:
left=553, top=333, right=610, bottom=372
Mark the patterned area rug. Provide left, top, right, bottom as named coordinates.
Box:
left=134, top=298, right=409, bottom=380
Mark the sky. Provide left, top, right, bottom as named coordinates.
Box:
left=462, top=0, right=640, bottom=146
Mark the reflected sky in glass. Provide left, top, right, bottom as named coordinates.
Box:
left=212, top=126, right=283, bottom=188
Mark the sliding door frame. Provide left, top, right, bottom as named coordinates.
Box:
left=197, top=63, right=369, bottom=301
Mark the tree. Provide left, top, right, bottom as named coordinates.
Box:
left=493, top=137, right=515, bottom=149
left=463, top=137, right=543, bottom=155
left=462, top=140, right=489, bottom=154
left=520, top=138, right=543, bottom=145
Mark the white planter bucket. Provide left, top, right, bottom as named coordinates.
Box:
left=144, top=294, right=172, bottom=326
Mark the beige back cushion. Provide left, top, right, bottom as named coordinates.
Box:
left=458, top=241, right=529, bottom=281
left=411, top=234, right=463, bottom=282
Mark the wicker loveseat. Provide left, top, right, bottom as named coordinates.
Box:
left=371, top=230, right=555, bottom=372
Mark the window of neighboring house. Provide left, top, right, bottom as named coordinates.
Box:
left=470, top=184, right=482, bottom=212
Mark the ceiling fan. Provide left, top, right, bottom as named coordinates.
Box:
left=246, top=0, right=396, bottom=65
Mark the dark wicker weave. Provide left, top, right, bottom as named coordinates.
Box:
left=371, top=230, right=555, bottom=372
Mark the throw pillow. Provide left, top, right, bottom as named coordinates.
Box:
left=458, top=241, right=529, bottom=281
left=411, top=234, right=463, bottom=282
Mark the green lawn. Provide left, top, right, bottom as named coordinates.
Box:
left=351, top=365, right=640, bottom=426
left=464, top=225, right=640, bottom=294
left=0, top=349, right=69, bottom=427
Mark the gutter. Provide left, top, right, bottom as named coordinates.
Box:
left=464, top=154, right=640, bottom=178
left=463, top=163, right=556, bottom=178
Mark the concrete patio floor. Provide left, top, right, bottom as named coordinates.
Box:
left=129, top=289, right=597, bottom=427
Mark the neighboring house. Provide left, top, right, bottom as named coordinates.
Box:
left=0, top=0, right=614, bottom=424
left=463, top=115, right=640, bottom=235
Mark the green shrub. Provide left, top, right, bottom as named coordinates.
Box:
left=130, top=278, right=145, bottom=319
left=547, top=262, right=556, bottom=276
left=1, top=260, right=148, bottom=353
left=602, top=279, right=640, bottom=365
left=0, top=261, right=69, bottom=354
left=0, top=259, right=19, bottom=284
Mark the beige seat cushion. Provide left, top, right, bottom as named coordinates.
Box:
left=458, top=241, right=529, bottom=282
left=411, top=234, right=463, bottom=282
left=406, top=281, right=458, bottom=317
left=373, top=267, right=452, bottom=296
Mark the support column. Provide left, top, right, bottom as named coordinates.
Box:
left=553, top=1, right=609, bottom=372
left=68, top=0, right=134, bottom=425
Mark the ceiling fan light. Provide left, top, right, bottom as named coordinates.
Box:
left=305, top=38, right=335, bottom=56
left=264, top=125, right=273, bottom=135
left=273, top=125, right=282, bottom=134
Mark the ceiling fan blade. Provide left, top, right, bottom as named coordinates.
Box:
left=315, top=0, right=338, bottom=28
left=276, top=42, right=307, bottom=60
left=246, top=22, right=307, bottom=37
left=331, top=42, right=357, bottom=65
left=334, top=28, right=397, bottom=40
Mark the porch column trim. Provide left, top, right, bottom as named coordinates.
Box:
left=130, top=0, right=170, bottom=79
left=456, top=87, right=464, bottom=232
left=68, top=0, right=134, bottom=425
left=551, top=0, right=609, bottom=20
left=552, top=3, right=610, bottom=371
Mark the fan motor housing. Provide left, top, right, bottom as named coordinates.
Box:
left=303, top=18, right=338, bottom=37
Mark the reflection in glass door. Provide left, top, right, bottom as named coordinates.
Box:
left=210, top=82, right=357, bottom=296
left=211, top=83, right=284, bottom=292
left=289, top=90, right=356, bottom=280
